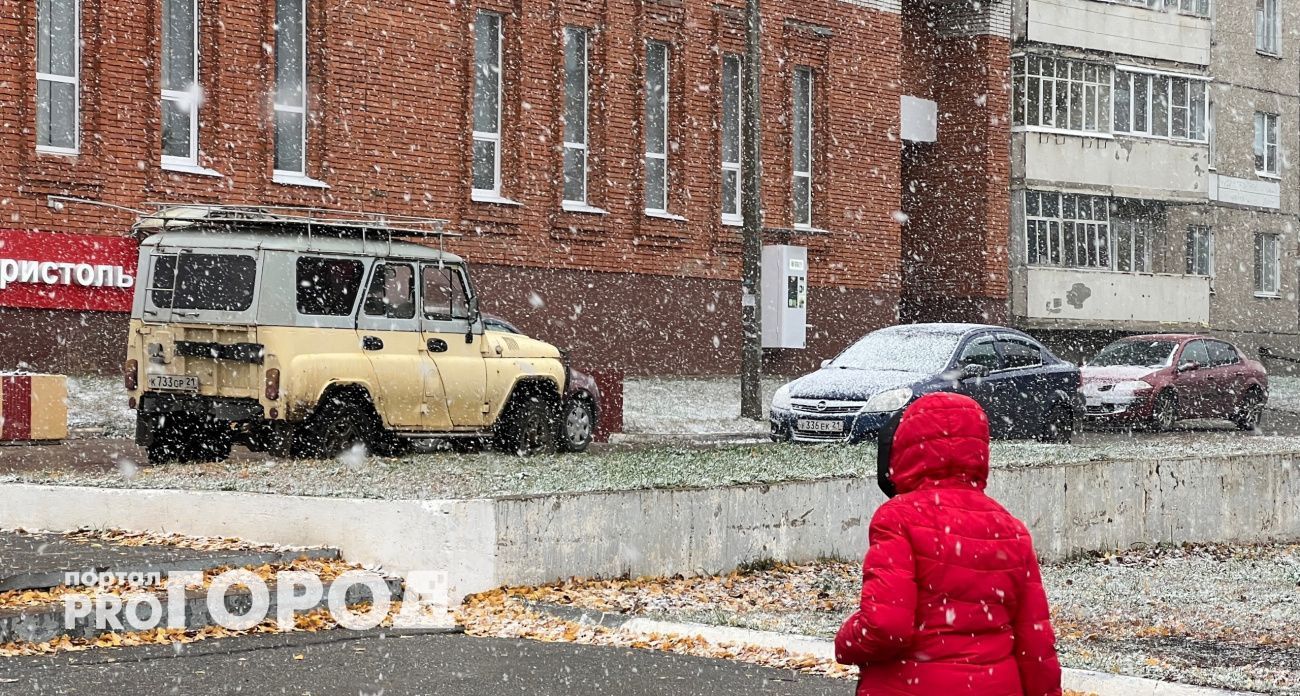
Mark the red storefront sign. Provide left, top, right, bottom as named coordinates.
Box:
left=0, top=230, right=139, bottom=313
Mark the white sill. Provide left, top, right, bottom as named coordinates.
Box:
left=1013, top=126, right=1114, bottom=140
left=793, top=225, right=830, bottom=235
left=162, top=161, right=223, bottom=178
left=36, top=146, right=79, bottom=156
left=645, top=209, right=687, bottom=222
left=1255, top=292, right=1282, bottom=299
left=273, top=172, right=330, bottom=189
left=722, top=217, right=743, bottom=227
left=471, top=191, right=522, bottom=206
left=1256, top=171, right=1282, bottom=181
left=1257, top=49, right=1282, bottom=59
left=561, top=201, right=608, bottom=215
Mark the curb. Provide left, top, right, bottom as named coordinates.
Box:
left=0, top=547, right=342, bottom=593
left=544, top=609, right=1252, bottom=696
left=0, top=576, right=405, bottom=645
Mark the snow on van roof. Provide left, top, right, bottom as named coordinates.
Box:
left=138, top=228, right=464, bottom=263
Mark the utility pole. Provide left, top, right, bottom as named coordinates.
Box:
left=739, top=0, right=764, bottom=420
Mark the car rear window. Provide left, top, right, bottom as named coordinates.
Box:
left=297, top=257, right=365, bottom=316
left=150, top=253, right=257, bottom=312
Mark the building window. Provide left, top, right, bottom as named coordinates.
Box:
left=274, top=0, right=307, bottom=176
left=472, top=12, right=503, bottom=197
left=1013, top=56, right=1111, bottom=134
left=1186, top=226, right=1214, bottom=276
left=36, top=0, right=79, bottom=153
left=1114, top=70, right=1207, bottom=142
left=161, top=0, right=199, bottom=165
left=792, top=67, right=814, bottom=229
left=1255, top=232, right=1281, bottom=296
left=1176, top=0, right=1210, bottom=17
left=1255, top=112, right=1279, bottom=176
left=644, top=40, right=669, bottom=213
left=562, top=26, right=589, bottom=205
left=1025, top=191, right=1111, bottom=269
left=1257, top=0, right=1280, bottom=55
left=1113, top=219, right=1152, bottom=273
left=721, top=54, right=743, bottom=224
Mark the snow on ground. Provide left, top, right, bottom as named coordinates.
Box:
left=621, top=377, right=784, bottom=436
left=505, top=544, right=1300, bottom=694
left=64, top=375, right=134, bottom=439
left=1268, top=376, right=1300, bottom=414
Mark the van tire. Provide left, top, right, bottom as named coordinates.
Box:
left=494, top=391, right=558, bottom=456
left=294, top=395, right=381, bottom=460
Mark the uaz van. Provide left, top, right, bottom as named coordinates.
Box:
left=124, top=206, right=569, bottom=464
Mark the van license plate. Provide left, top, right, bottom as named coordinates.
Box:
left=797, top=419, right=844, bottom=433
left=147, top=375, right=199, bottom=392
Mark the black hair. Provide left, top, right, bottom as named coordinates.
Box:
left=876, top=409, right=905, bottom=498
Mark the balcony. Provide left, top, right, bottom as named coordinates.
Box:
left=1014, top=266, right=1211, bottom=328
left=1016, top=132, right=1209, bottom=202
left=1024, top=0, right=1211, bottom=66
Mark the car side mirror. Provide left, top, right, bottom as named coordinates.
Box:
left=962, top=363, right=990, bottom=380
left=1177, top=361, right=1199, bottom=373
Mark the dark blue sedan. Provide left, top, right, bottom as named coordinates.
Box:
left=769, top=323, right=1083, bottom=444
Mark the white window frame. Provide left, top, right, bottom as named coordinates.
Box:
left=561, top=26, right=589, bottom=206
left=721, top=54, right=743, bottom=225
left=1255, top=111, right=1279, bottom=177
left=1255, top=232, right=1282, bottom=297
left=1013, top=55, right=1112, bottom=136
left=1024, top=191, right=1113, bottom=270
left=792, top=67, right=814, bottom=229
left=1257, top=0, right=1280, bottom=56
left=161, top=0, right=200, bottom=168
left=36, top=0, right=80, bottom=155
left=273, top=0, right=308, bottom=179
left=1186, top=225, right=1214, bottom=277
left=471, top=11, right=504, bottom=200
left=643, top=40, right=670, bottom=215
left=1113, top=67, right=1208, bottom=143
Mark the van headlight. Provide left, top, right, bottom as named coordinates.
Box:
left=771, top=384, right=793, bottom=412
left=862, top=387, right=913, bottom=414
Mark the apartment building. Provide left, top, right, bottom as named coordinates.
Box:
left=1009, top=0, right=1300, bottom=362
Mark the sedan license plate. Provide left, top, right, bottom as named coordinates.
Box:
left=797, top=419, right=844, bottom=433
left=147, top=374, right=199, bottom=392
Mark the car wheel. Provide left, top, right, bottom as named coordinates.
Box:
left=1038, top=404, right=1076, bottom=444
left=495, top=394, right=558, bottom=456
left=559, top=399, right=595, bottom=453
left=295, top=396, right=379, bottom=459
left=1151, top=391, right=1179, bottom=432
left=1233, top=389, right=1266, bottom=431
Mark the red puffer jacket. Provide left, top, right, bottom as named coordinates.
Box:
left=835, top=392, right=1062, bottom=696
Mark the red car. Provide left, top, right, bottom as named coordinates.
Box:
left=1082, top=335, right=1268, bottom=431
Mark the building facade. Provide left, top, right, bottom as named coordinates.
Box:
left=0, top=0, right=1014, bottom=376
left=1009, top=0, right=1300, bottom=362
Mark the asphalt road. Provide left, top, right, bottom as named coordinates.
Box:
left=0, top=630, right=844, bottom=696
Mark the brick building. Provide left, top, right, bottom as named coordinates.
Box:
left=0, top=0, right=1010, bottom=376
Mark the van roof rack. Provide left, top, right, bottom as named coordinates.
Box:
left=132, top=203, right=458, bottom=241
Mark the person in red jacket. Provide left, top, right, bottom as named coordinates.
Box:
left=835, top=391, right=1062, bottom=696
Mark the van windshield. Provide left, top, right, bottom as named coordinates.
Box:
left=150, top=253, right=257, bottom=312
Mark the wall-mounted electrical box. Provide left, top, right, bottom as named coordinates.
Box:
left=761, top=245, right=807, bottom=349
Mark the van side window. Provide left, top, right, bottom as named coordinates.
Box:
left=297, top=257, right=365, bottom=316
left=363, top=263, right=415, bottom=319
left=422, top=266, right=469, bottom=321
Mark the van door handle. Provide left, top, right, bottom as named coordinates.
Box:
left=427, top=338, right=448, bottom=353
left=362, top=336, right=384, bottom=351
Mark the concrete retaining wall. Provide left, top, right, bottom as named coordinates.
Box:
left=2, top=451, right=1298, bottom=600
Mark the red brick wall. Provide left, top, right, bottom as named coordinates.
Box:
left=0, top=0, right=910, bottom=373
left=899, top=4, right=1011, bottom=324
